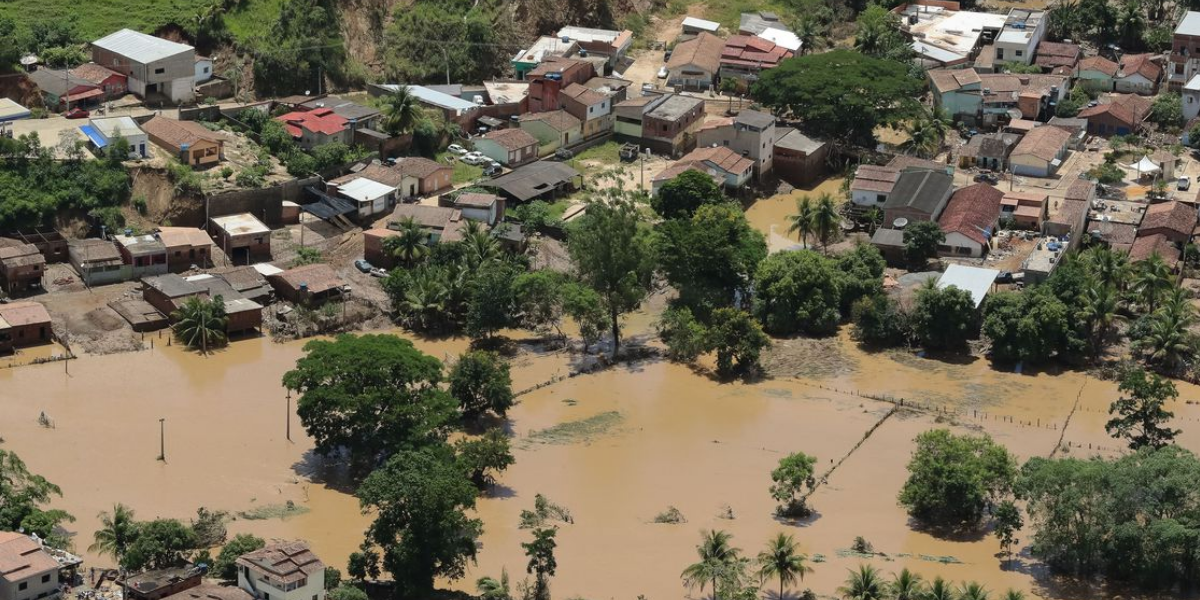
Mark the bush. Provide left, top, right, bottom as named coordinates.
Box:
left=1088, top=162, right=1124, bottom=185
left=512, top=200, right=559, bottom=231
left=912, top=282, right=978, bottom=351
left=448, top=351, right=514, bottom=419
left=899, top=429, right=1017, bottom=527
left=214, top=534, right=265, bottom=580
left=752, top=250, right=844, bottom=336
left=658, top=306, right=708, bottom=363
left=851, top=294, right=910, bottom=346
left=707, top=307, right=769, bottom=379
left=328, top=585, right=368, bottom=600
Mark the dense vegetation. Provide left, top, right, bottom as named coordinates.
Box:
left=0, top=134, right=132, bottom=231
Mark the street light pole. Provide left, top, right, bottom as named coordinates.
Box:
left=158, top=418, right=165, bottom=461
left=286, top=390, right=291, bottom=442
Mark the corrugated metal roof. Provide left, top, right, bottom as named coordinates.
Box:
left=92, top=29, right=193, bottom=63
left=682, top=17, right=721, bottom=32
left=382, top=85, right=478, bottom=113
left=937, top=264, right=999, bottom=308
left=338, top=178, right=395, bottom=202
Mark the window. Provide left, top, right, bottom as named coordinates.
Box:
left=154, top=67, right=165, bottom=74
left=41, top=575, right=50, bottom=584
left=1015, top=50, right=1023, bottom=57
left=876, top=194, right=886, bottom=203
left=19, top=582, right=28, bottom=591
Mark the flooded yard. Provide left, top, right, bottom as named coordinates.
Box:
left=5, top=319, right=1200, bottom=600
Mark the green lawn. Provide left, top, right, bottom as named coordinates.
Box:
left=435, top=152, right=484, bottom=185
left=0, top=0, right=212, bottom=40
left=701, top=0, right=793, bottom=30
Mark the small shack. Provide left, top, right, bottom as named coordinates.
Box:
left=0, top=301, right=53, bottom=352
left=4, top=230, right=67, bottom=263
left=68, top=239, right=129, bottom=286
left=0, top=242, right=45, bottom=294
left=156, top=227, right=213, bottom=272
left=268, top=263, right=348, bottom=305
left=122, top=567, right=204, bottom=600
left=363, top=228, right=400, bottom=268
left=210, top=213, right=271, bottom=263
left=113, top=233, right=168, bottom=277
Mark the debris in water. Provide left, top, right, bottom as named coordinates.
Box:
left=717, top=504, right=735, bottom=520
left=519, top=493, right=574, bottom=528
left=237, top=500, right=310, bottom=521
left=651, top=507, right=686, bottom=524
left=523, top=411, right=622, bottom=446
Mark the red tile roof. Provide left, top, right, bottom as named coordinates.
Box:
left=852, top=165, right=900, bottom=194
left=276, top=108, right=347, bottom=137
left=236, top=540, right=325, bottom=586
left=0, top=532, right=59, bottom=580
left=1078, top=56, right=1118, bottom=77
left=1078, top=93, right=1152, bottom=127
left=1117, top=53, right=1162, bottom=83
left=720, top=34, right=793, bottom=69
left=938, top=183, right=1003, bottom=245
left=481, top=128, right=538, bottom=151
left=1129, top=232, right=1180, bottom=265
left=679, top=146, right=754, bottom=175
left=560, top=83, right=607, bottom=107
left=1140, top=200, right=1197, bottom=238
left=1035, top=42, right=1081, bottom=68
left=1011, top=125, right=1070, bottom=162
left=668, top=32, right=724, bottom=73
left=70, top=63, right=123, bottom=85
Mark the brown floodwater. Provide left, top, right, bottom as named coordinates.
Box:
left=4, top=320, right=1199, bottom=600
left=744, top=177, right=846, bottom=252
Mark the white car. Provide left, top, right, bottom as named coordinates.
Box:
left=657, top=66, right=668, bottom=79
left=448, top=144, right=468, bottom=155
left=463, top=152, right=486, bottom=165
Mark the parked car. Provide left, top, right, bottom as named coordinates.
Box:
left=555, top=148, right=574, bottom=160
left=657, top=66, right=668, bottom=79
left=448, top=144, right=468, bottom=155
left=641, top=83, right=655, bottom=93
left=483, top=163, right=502, bottom=176
left=463, top=152, right=485, bottom=165
left=354, top=259, right=373, bottom=273
left=65, top=108, right=89, bottom=119
left=994, top=271, right=1014, bottom=283
left=1180, top=176, right=1191, bottom=191
left=370, top=267, right=388, bottom=278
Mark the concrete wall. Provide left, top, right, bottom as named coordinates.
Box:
left=205, top=176, right=319, bottom=227
left=0, top=565, right=57, bottom=600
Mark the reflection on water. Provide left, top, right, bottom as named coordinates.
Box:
left=6, top=324, right=1200, bottom=600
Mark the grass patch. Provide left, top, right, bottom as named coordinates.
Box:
left=436, top=152, right=483, bottom=185
left=519, top=494, right=574, bottom=528
left=236, top=501, right=310, bottom=520
left=652, top=506, right=686, bottom=524
left=223, top=0, right=285, bottom=43
left=702, top=0, right=792, bottom=30
left=0, top=0, right=212, bottom=40
left=572, top=141, right=621, bottom=163
left=523, top=411, right=623, bottom=446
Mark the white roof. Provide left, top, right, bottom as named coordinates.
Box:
left=212, top=213, right=270, bottom=236
left=913, top=40, right=966, bottom=64
left=1185, top=74, right=1200, bottom=92
left=92, top=29, right=193, bottom=63
left=338, top=177, right=395, bottom=203
left=1178, top=11, right=1200, bottom=36
left=89, top=116, right=143, bottom=139
left=997, top=29, right=1031, bottom=44
left=906, top=9, right=1006, bottom=57
left=557, top=26, right=621, bottom=43
left=381, top=85, right=478, bottom=114
left=1131, top=155, right=1161, bottom=173
left=483, top=81, right=529, bottom=105
left=514, top=36, right=575, bottom=64
left=937, top=264, right=999, bottom=308
left=682, top=16, right=721, bottom=32
left=758, top=27, right=801, bottom=51
left=0, top=98, right=31, bottom=122
left=253, top=263, right=284, bottom=277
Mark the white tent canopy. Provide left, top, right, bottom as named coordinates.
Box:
left=1129, top=155, right=1161, bottom=175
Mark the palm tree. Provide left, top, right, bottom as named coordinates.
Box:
left=838, top=564, right=886, bottom=600
left=462, top=220, right=501, bottom=267
left=379, top=87, right=423, bottom=137
left=787, top=196, right=816, bottom=247
left=89, top=504, right=138, bottom=566
left=890, top=568, right=925, bottom=600
left=1136, top=291, right=1196, bottom=371
left=1086, top=246, right=1130, bottom=291
left=865, top=207, right=884, bottom=234
left=476, top=569, right=511, bottom=600
left=922, top=577, right=956, bottom=600
left=1001, top=590, right=1024, bottom=600
left=793, top=16, right=826, bottom=55
left=905, top=108, right=952, bottom=158
left=812, top=193, right=841, bottom=254
left=958, top=582, right=990, bottom=600
left=172, top=296, right=228, bottom=354
left=1133, top=253, right=1174, bottom=314
left=385, top=217, right=430, bottom=266
left=1080, top=285, right=1123, bottom=354
left=682, top=530, right=740, bottom=599
left=399, top=268, right=449, bottom=330
left=757, top=533, right=812, bottom=600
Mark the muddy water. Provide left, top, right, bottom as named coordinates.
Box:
left=744, top=177, right=845, bottom=252
left=5, top=322, right=1200, bottom=600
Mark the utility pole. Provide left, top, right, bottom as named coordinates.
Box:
left=285, top=390, right=292, bottom=442
left=157, top=418, right=166, bottom=461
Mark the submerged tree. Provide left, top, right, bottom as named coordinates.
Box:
left=523, top=527, right=557, bottom=600
left=770, top=452, right=818, bottom=517
left=172, top=296, right=228, bottom=354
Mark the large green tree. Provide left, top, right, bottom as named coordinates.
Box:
left=214, top=534, right=265, bottom=580
left=982, top=289, right=1077, bottom=364
left=707, top=308, right=770, bottom=380
left=253, top=0, right=346, bottom=96
left=567, top=195, right=655, bottom=358
left=356, top=446, right=482, bottom=596
left=655, top=203, right=767, bottom=314
left=1106, top=366, right=1180, bottom=450
left=0, top=450, right=71, bottom=544
left=770, top=452, right=817, bottom=517
left=912, top=282, right=978, bottom=351
left=121, top=519, right=198, bottom=571
left=752, top=250, right=844, bottom=336
left=651, top=170, right=727, bottom=219
left=753, top=49, right=924, bottom=146
left=448, top=351, right=514, bottom=420
left=522, top=527, right=557, bottom=600
left=282, top=334, right=457, bottom=471
left=903, top=221, right=945, bottom=268
left=898, top=429, right=1017, bottom=527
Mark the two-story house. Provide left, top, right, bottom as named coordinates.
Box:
left=694, top=110, right=776, bottom=178
left=91, top=29, right=195, bottom=103
left=0, top=532, right=62, bottom=600
left=1170, top=11, right=1200, bottom=90
left=236, top=541, right=325, bottom=600
left=558, top=83, right=612, bottom=138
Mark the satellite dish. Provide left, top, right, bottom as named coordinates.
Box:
left=893, top=217, right=909, bottom=229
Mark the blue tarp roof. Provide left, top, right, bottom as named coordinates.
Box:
left=79, top=125, right=107, bottom=148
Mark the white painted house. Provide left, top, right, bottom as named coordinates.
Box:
left=336, top=177, right=396, bottom=220
left=236, top=541, right=325, bottom=600
left=84, top=116, right=148, bottom=158
left=1185, top=74, right=1200, bottom=120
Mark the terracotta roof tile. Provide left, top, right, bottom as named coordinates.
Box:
left=481, top=128, right=538, bottom=151
left=142, top=116, right=221, bottom=152
left=667, top=32, right=724, bottom=72
left=679, top=145, right=753, bottom=175
left=235, top=541, right=325, bottom=587
left=1078, top=56, right=1118, bottom=77
left=560, top=83, right=606, bottom=107
left=519, top=110, right=581, bottom=132
left=1140, top=200, right=1197, bottom=237
left=938, top=183, right=1003, bottom=245
left=1011, top=125, right=1070, bottom=162
left=1117, top=53, right=1162, bottom=82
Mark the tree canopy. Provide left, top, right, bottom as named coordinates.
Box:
left=1106, top=366, right=1180, bottom=450
left=651, top=170, right=727, bottom=219
left=898, top=429, right=1017, bottom=527
left=752, top=49, right=924, bottom=146
left=753, top=250, right=845, bottom=336
left=655, top=203, right=767, bottom=315
left=912, top=283, right=978, bottom=351
left=356, top=446, right=482, bottom=596
left=282, top=334, right=457, bottom=472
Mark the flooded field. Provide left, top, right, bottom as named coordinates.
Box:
left=745, top=177, right=846, bottom=252
left=5, top=319, right=1200, bottom=600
